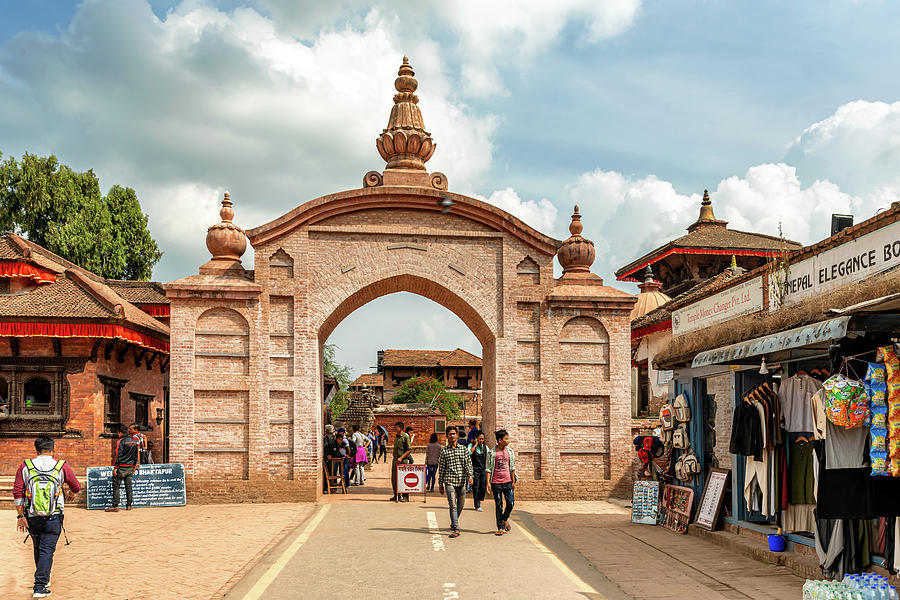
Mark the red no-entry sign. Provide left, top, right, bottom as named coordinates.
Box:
left=397, top=464, right=427, bottom=497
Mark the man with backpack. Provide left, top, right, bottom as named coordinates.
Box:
left=13, top=435, right=82, bottom=598
left=105, top=424, right=140, bottom=512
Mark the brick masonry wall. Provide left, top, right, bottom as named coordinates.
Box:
left=0, top=337, right=167, bottom=475
left=168, top=188, right=635, bottom=502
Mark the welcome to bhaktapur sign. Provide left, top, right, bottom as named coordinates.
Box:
left=771, top=218, right=900, bottom=309
left=672, top=278, right=764, bottom=337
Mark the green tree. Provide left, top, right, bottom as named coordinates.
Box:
left=0, top=151, right=162, bottom=279
left=322, top=343, right=353, bottom=417
left=392, top=376, right=462, bottom=420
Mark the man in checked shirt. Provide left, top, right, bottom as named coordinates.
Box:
left=437, top=425, right=473, bottom=538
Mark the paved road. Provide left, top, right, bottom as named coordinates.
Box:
left=225, top=462, right=627, bottom=600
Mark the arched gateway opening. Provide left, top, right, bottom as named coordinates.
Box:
left=165, top=58, right=636, bottom=502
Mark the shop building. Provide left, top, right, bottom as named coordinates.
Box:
left=650, top=202, right=900, bottom=576
left=0, top=233, right=170, bottom=474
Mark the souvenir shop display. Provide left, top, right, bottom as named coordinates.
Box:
left=632, top=435, right=666, bottom=480
left=659, top=484, right=693, bottom=534
left=631, top=480, right=660, bottom=525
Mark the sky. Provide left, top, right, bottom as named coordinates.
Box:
left=1, top=0, right=899, bottom=377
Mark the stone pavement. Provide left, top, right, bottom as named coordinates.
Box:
left=3, top=459, right=807, bottom=599
left=2, top=502, right=313, bottom=599
left=228, top=460, right=806, bottom=600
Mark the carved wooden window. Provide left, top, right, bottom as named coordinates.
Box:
left=100, top=376, right=127, bottom=436
left=23, top=376, right=51, bottom=410
left=131, top=392, right=153, bottom=430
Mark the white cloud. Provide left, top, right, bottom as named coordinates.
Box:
left=562, top=162, right=898, bottom=289
left=471, top=188, right=559, bottom=234
left=254, top=0, right=642, bottom=97
left=0, top=0, right=497, bottom=281
left=787, top=100, right=900, bottom=197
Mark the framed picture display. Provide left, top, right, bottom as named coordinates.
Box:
left=695, top=468, right=730, bottom=531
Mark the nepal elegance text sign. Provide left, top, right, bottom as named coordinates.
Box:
left=771, top=217, right=900, bottom=308
left=85, top=463, right=187, bottom=509
left=672, top=279, right=764, bottom=337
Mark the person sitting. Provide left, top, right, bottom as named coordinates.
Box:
left=0, top=398, right=9, bottom=421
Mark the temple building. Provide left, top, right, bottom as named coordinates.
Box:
left=615, top=191, right=800, bottom=297
left=0, top=233, right=169, bottom=474
left=378, top=348, right=482, bottom=403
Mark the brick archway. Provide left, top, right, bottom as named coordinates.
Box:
left=317, top=273, right=498, bottom=449
left=165, top=58, right=636, bottom=502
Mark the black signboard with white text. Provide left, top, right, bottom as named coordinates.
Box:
left=86, top=463, right=186, bottom=509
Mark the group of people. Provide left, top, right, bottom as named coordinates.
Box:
left=422, top=419, right=517, bottom=538
left=323, top=423, right=396, bottom=489
left=13, top=422, right=152, bottom=597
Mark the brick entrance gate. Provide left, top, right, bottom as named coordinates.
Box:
left=165, top=59, right=636, bottom=502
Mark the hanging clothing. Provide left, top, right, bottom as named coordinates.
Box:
left=811, top=389, right=827, bottom=440
left=815, top=439, right=900, bottom=519
left=779, top=373, right=823, bottom=432
left=730, top=399, right=763, bottom=460
left=784, top=504, right=817, bottom=533
left=789, top=437, right=815, bottom=504
left=824, top=421, right=869, bottom=470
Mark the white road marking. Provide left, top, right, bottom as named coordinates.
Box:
left=426, top=511, right=445, bottom=551
left=443, top=582, right=459, bottom=599
left=514, top=516, right=605, bottom=598
left=241, top=504, right=331, bottom=600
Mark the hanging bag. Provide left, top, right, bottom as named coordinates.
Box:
left=673, top=424, right=688, bottom=450
left=673, top=393, right=691, bottom=422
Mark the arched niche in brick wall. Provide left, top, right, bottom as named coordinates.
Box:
left=194, top=307, right=250, bottom=376
left=558, top=315, right=610, bottom=381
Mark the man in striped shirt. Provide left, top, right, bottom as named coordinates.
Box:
left=437, top=426, right=473, bottom=538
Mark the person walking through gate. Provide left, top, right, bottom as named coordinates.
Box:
left=13, top=435, right=82, bottom=598
left=425, top=433, right=441, bottom=492
left=437, top=426, right=473, bottom=538
left=486, top=429, right=517, bottom=536
left=390, top=421, right=412, bottom=502
left=106, top=424, right=140, bottom=512
left=468, top=431, right=487, bottom=511
left=350, top=425, right=368, bottom=486
left=377, top=428, right=388, bottom=463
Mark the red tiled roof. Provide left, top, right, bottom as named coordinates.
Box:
left=616, top=227, right=800, bottom=281
left=351, top=373, right=384, bottom=387
left=381, top=348, right=482, bottom=368
left=439, top=348, right=482, bottom=367
left=107, top=280, right=169, bottom=304
left=0, top=234, right=169, bottom=346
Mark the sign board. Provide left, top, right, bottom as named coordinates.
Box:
left=771, top=217, right=900, bottom=309
left=672, top=278, right=764, bottom=337
left=695, top=468, right=730, bottom=530
left=656, top=370, right=674, bottom=386
left=396, top=464, right=427, bottom=502
left=691, top=316, right=851, bottom=368
left=631, top=480, right=660, bottom=525
left=86, top=463, right=186, bottom=510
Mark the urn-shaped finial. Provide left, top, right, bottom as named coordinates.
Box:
left=205, top=192, right=247, bottom=262
left=376, top=57, right=436, bottom=171
left=557, top=205, right=595, bottom=274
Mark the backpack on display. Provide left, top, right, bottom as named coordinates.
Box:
left=659, top=403, right=675, bottom=430
left=23, top=459, right=65, bottom=517
left=683, top=451, right=701, bottom=475
left=674, top=455, right=685, bottom=481
left=673, top=393, right=691, bottom=422
left=673, top=424, right=688, bottom=450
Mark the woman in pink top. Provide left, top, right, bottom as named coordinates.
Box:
left=486, top=429, right=516, bottom=536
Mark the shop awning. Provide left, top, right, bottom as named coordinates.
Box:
left=691, top=316, right=851, bottom=368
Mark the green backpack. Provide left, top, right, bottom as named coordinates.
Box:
left=24, top=459, right=65, bottom=517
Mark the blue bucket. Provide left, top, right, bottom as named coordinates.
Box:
left=768, top=534, right=785, bottom=552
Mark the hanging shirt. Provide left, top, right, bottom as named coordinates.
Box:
left=778, top=373, right=823, bottom=432
left=824, top=420, right=869, bottom=469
